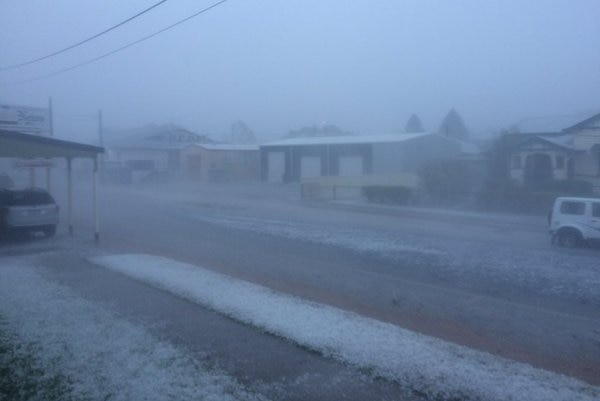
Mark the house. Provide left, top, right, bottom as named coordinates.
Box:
left=182, top=143, right=259, bottom=182
left=260, top=133, right=464, bottom=183
left=104, top=124, right=213, bottom=182
left=505, top=111, right=600, bottom=193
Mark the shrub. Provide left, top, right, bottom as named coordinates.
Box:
left=539, top=179, right=593, bottom=196
left=476, top=178, right=594, bottom=214
left=363, top=185, right=413, bottom=204
left=418, top=160, right=472, bottom=203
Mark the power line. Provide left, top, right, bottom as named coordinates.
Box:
left=0, top=0, right=171, bottom=71
left=1, top=0, right=229, bottom=85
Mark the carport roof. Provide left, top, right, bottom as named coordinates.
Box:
left=0, top=129, right=103, bottom=159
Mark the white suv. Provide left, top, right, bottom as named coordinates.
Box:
left=0, top=188, right=59, bottom=238
left=549, top=197, right=600, bottom=247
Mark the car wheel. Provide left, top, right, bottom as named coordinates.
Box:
left=43, top=225, right=56, bottom=237
left=558, top=230, right=580, bottom=248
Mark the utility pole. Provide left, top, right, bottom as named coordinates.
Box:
left=47, top=96, right=54, bottom=191
left=48, top=96, right=54, bottom=137
left=98, top=110, right=105, bottom=184
left=98, top=109, right=103, bottom=146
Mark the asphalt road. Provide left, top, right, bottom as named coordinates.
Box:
left=56, top=181, right=600, bottom=386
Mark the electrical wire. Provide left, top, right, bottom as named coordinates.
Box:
left=1, top=0, right=229, bottom=85
left=0, top=0, right=171, bottom=71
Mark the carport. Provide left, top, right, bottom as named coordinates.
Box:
left=0, top=129, right=104, bottom=242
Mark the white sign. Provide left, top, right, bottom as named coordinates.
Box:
left=0, top=104, right=50, bottom=134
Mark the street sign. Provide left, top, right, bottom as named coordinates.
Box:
left=0, top=104, right=50, bottom=134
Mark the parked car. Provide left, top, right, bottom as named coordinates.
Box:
left=549, top=196, right=600, bottom=247
left=0, top=188, right=59, bottom=238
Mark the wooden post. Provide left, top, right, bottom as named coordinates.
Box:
left=93, top=157, right=99, bottom=244
left=48, top=97, right=54, bottom=137
left=67, top=158, right=73, bottom=236
left=46, top=167, right=51, bottom=192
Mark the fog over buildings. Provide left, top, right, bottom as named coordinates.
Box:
left=1, top=0, right=599, bottom=143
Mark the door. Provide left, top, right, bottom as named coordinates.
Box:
left=300, top=156, right=321, bottom=178
left=267, top=152, right=285, bottom=182
left=186, top=155, right=202, bottom=179
left=338, top=156, right=363, bottom=176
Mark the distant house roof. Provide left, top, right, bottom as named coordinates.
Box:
left=510, top=111, right=599, bottom=134
left=192, top=144, right=259, bottom=151
left=262, top=133, right=431, bottom=147
left=563, top=112, right=600, bottom=132
left=105, top=124, right=214, bottom=150
left=511, top=134, right=575, bottom=151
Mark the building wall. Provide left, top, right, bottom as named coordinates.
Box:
left=573, top=124, right=600, bottom=150
left=261, top=135, right=464, bottom=183
left=572, top=151, right=600, bottom=192
left=260, top=144, right=372, bottom=182
left=112, top=149, right=171, bottom=171
left=182, top=146, right=259, bottom=182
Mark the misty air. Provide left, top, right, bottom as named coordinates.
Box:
left=1, top=1, right=599, bottom=400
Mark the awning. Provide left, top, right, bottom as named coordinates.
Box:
left=0, top=129, right=104, bottom=243
left=0, top=129, right=103, bottom=158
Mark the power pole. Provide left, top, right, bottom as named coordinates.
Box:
left=98, top=110, right=105, bottom=183
left=98, top=109, right=104, bottom=146
left=47, top=97, right=54, bottom=191
left=48, top=96, right=54, bottom=137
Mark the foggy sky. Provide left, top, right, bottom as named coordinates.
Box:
left=1, top=0, right=599, bottom=143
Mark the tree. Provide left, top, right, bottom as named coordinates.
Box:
left=438, top=108, right=469, bottom=140
left=229, top=120, right=256, bottom=144
left=404, top=114, right=425, bottom=133
left=285, top=124, right=353, bottom=138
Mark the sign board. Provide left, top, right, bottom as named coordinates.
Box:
left=0, top=104, right=50, bottom=134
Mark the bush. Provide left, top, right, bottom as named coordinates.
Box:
left=476, top=178, right=594, bottom=214
left=419, top=160, right=472, bottom=204
left=363, top=186, right=413, bottom=204
left=539, top=179, right=593, bottom=196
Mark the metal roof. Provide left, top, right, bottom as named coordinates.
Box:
left=0, top=129, right=103, bottom=159
left=261, top=133, right=431, bottom=147
left=104, top=124, right=214, bottom=150
left=190, top=143, right=259, bottom=151
left=511, top=134, right=575, bottom=151
left=511, top=111, right=599, bottom=134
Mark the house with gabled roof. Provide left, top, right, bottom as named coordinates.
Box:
left=104, top=124, right=214, bottom=182
left=182, top=143, right=259, bottom=182
left=505, top=111, right=600, bottom=193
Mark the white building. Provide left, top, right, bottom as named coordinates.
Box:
left=506, top=112, right=600, bottom=193
left=104, top=124, right=213, bottom=182
left=260, top=133, right=467, bottom=183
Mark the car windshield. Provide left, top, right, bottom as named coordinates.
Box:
left=1, top=190, right=54, bottom=206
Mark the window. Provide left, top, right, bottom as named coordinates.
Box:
left=593, top=203, right=600, bottom=218
left=511, top=155, right=521, bottom=169
left=560, top=201, right=586, bottom=215
left=556, top=155, right=565, bottom=169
